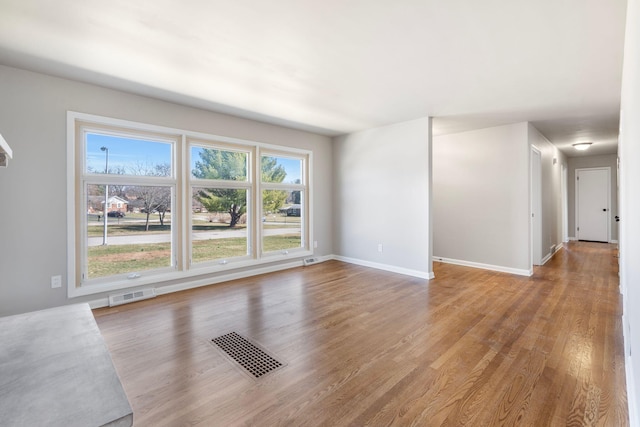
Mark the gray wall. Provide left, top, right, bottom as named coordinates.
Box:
left=528, top=124, right=567, bottom=261
left=567, top=154, right=619, bottom=242
left=432, top=123, right=531, bottom=273
left=332, top=117, right=431, bottom=276
left=619, top=0, right=640, bottom=419
left=0, top=65, right=333, bottom=316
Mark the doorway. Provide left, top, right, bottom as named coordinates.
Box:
left=531, top=147, right=542, bottom=265
left=575, top=167, right=610, bottom=242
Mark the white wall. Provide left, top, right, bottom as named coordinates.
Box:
left=567, top=154, right=619, bottom=242
left=619, top=0, right=640, bottom=423
left=432, top=122, right=530, bottom=274
left=332, top=117, right=432, bottom=278
left=0, top=65, right=333, bottom=316
left=528, top=124, right=567, bottom=261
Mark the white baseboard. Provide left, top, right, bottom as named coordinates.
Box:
left=611, top=239, right=619, bottom=244
left=540, top=243, right=564, bottom=265
left=627, top=354, right=639, bottom=427
left=332, top=255, right=433, bottom=279
left=568, top=236, right=578, bottom=241
left=432, top=256, right=531, bottom=276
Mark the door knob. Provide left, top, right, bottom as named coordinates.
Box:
left=602, top=208, right=607, bottom=211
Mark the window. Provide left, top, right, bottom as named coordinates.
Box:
left=260, top=154, right=307, bottom=255
left=69, top=113, right=311, bottom=296
left=189, top=144, right=252, bottom=266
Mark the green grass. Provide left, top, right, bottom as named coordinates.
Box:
left=87, top=235, right=301, bottom=278
left=88, top=243, right=171, bottom=278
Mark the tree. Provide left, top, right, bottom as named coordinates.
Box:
left=261, top=156, right=286, bottom=183
left=130, top=162, right=171, bottom=231
left=263, top=189, right=288, bottom=214
left=193, top=149, right=247, bottom=227
left=260, top=156, right=288, bottom=216
left=192, top=150, right=287, bottom=227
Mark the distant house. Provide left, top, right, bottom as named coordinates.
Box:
left=103, top=196, right=128, bottom=213
left=279, top=204, right=301, bottom=217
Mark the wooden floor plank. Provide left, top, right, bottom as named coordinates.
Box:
left=94, top=241, right=628, bottom=426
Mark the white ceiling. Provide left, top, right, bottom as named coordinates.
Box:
left=0, top=0, right=627, bottom=157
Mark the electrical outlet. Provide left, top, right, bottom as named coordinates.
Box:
left=314, top=240, right=318, bottom=248
left=51, top=275, right=62, bottom=289
left=378, top=243, right=383, bottom=253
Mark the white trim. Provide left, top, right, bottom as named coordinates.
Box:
left=610, top=239, right=619, bottom=244
left=86, top=254, right=333, bottom=309
left=568, top=236, right=578, bottom=241
left=333, top=255, right=433, bottom=279
left=433, top=256, right=532, bottom=277
left=530, top=145, right=542, bottom=268
left=562, top=163, right=569, bottom=243
left=626, top=355, right=639, bottom=427
left=539, top=243, right=563, bottom=265
left=69, top=248, right=313, bottom=298
left=540, top=252, right=552, bottom=265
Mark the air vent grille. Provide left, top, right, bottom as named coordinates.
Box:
left=108, top=288, right=155, bottom=306
left=211, top=332, right=284, bottom=379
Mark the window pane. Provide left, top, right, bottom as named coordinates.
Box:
left=192, top=188, right=248, bottom=263
left=191, top=147, right=248, bottom=181
left=86, top=184, right=172, bottom=279
left=261, top=155, right=302, bottom=184
left=262, top=189, right=302, bottom=252
left=86, top=133, right=172, bottom=176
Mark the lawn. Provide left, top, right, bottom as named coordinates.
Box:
left=88, top=235, right=302, bottom=278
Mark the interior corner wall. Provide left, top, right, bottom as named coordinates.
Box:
left=0, top=64, right=333, bottom=317
left=619, top=0, right=640, bottom=423
left=528, top=123, right=567, bottom=261
left=567, top=154, right=619, bottom=242
left=332, top=117, right=431, bottom=276
left=432, top=122, right=530, bottom=272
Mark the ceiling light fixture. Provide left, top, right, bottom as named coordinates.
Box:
left=572, top=142, right=592, bottom=151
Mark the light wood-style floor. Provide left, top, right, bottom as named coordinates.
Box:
left=94, top=241, right=628, bottom=426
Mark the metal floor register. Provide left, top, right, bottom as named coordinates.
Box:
left=211, top=332, right=284, bottom=378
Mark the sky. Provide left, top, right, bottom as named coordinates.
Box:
left=87, top=133, right=302, bottom=183
left=86, top=133, right=171, bottom=174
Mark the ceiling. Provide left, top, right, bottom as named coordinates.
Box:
left=0, top=0, right=627, bottom=157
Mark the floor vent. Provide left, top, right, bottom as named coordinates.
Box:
left=108, top=288, right=156, bottom=307
left=303, top=257, right=319, bottom=266
left=211, top=332, right=284, bottom=379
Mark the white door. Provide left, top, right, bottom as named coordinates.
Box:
left=532, top=148, right=542, bottom=265
left=576, top=168, right=610, bottom=242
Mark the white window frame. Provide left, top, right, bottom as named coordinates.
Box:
left=188, top=139, right=254, bottom=268
left=67, top=112, right=312, bottom=298
left=258, top=149, right=309, bottom=258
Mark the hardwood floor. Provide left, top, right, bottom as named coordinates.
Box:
left=94, top=241, right=628, bottom=426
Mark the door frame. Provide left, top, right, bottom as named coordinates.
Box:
left=530, top=146, right=542, bottom=267
left=562, top=163, right=568, bottom=243
left=575, top=166, right=611, bottom=242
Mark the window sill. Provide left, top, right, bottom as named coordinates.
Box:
left=68, top=249, right=313, bottom=298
